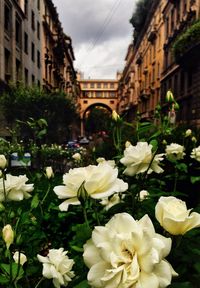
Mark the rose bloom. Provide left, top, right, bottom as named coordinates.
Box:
left=165, top=143, right=185, bottom=161
left=0, top=174, right=34, bottom=202
left=120, top=142, right=164, bottom=176
left=37, top=248, right=74, bottom=288
left=54, top=162, right=128, bottom=211
left=2, top=224, right=14, bottom=249
left=13, top=251, right=27, bottom=266
left=190, top=146, right=200, bottom=162
left=155, top=196, right=200, bottom=235
left=96, top=158, right=115, bottom=167
left=46, top=166, right=54, bottom=179
left=0, top=155, right=7, bottom=170
left=83, top=213, right=177, bottom=288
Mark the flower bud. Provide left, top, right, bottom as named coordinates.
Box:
left=112, top=110, right=120, bottom=121
left=166, top=90, right=174, bottom=103
left=45, top=166, right=54, bottom=179
left=72, top=153, right=81, bottom=161
left=0, top=155, right=7, bottom=170
left=2, top=224, right=14, bottom=249
left=185, top=129, right=192, bottom=137
left=13, top=251, right=27, bottom=266
left=173, top=101, right=179, bottom=110
left=192, top=136, right=197, bottom=143
left=139, top=190, right=149, bottom=201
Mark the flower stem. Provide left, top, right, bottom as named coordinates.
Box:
left=34, top=277, right=44, bottom=288
left=41, top=183, right=51, bottom=205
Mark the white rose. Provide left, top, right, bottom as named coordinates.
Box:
left=13, top=251, right=27, bottom=266
left=190, top=146, right=200, bottom=162
left=155, top=196, right=200, bottom=235
left=185, top=129, right=192, bottom=137
left=54, top=162, right=128, bottom=211
left=96, top=158, right=115, bottom=167
left=37, top=248, right=75, bottom=288
left=0, top=174, right=34, bottom=202
left=165, top=143, right=185, bottom=161
left=2, top=224, right=14, bottom=249
left=72, top=153, right=81, bottom=161
left=0, top=155, right=7, bottom=170
left=83, top=213, right=177, bottom=288
left=120, top=142, right=164, bottom=176
left=139, top=190, right=149, bottom=201
left=46, top=166, right=54, bottom=179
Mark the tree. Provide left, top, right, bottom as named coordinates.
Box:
left=85, top=106, right=111, bottom=135
left=0, top=84, right=78, bottom=143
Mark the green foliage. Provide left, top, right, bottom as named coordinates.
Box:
left=172, top=19, right=200, bottom=61
left=85, top=106, right=111, bottom=134
left=0, top=84, right=78, bottom=143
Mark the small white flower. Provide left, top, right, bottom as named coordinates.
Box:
left=156, top=196, right=200, bottom=235
left=191, top=146, right=200, bottom=162
left=139, top=190, right=149, bottom=201
left=96, top=158, right=115, bottom=167
left=0, top=155, right=7, bottom=170
left=120, top=142, right=164, bottom=176
left=192, top=136, right=197, bottom=143
left=0, top=174, right=34, bottom=202
left=185, top=129, right=192, bottom=137
left=13, top=251, right=27, bottom=266
left=125, top=141, right=131, bottom=148
left=37, top=248, right=75, bottom=288
left=72, top=153, right=81, bottom=161
left=165, top=143, right=185, bottom=161
left=46, top=166, right=54, bottom=179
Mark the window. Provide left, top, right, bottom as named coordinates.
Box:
left=104, top=83, right=108, bottom=88
left=110, top=83, right=114, bottom=88
left=32, top=74, right=35, bottom=85
left=110, top=92, right=116, bottom=98
left=15, top=14, right=22, bottom=46
left=4, top=3, right=11, bottom=34
left=37, top=22, right=40, bottom=39
left=16, top=59, right=21, bottom=81
left=31, top=10, right=35, bottom=30
left=37, top=50, right=40, bottom=68
left=24, top=32, right=28, bottom=54
left=31, top=42, right=35, bottom=62
left=24, top=68, right=28, bottom=85
left=37, top=0, right=40, bottom=10
left=96, top=91, right=102, bottom=97
left=4, top=48, right=11, bottom=82
left=38, top=80, right=40, bottom=87
left=24, top=0, right=28, bottom=17
left=90, top=83, right=94, bottom=88
left=83, top=83, right=88, bottom=88
left=97, top=83, right=101, bottom=88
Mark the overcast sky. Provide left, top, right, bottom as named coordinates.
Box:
left=52, top=0, right=135, bottom=79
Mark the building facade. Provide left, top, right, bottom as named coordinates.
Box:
left=119, top=0, right=200, bottom=126
left=77, top=73, right=119, bottom=135
left=0, top=0, right=42, bottom=88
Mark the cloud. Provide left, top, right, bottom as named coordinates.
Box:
left=53, top=0, right=135, bottom=78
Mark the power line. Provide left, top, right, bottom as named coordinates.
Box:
left=79, top=0, right=123, bottom=69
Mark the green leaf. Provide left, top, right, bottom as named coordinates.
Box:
left=74, top=280, right=90, bottom=288
left=190, top=176, right=200, bottom=184
left=176, top=163, right=188, bottom=173
left=0, top=275, right=9, bottom=284
left=31, top=194, right=40, bottom=209
left=71, top=245, right=84, bottom=252
left=149, top=139, right=158, bottom=151
left=0, top=263, right=24, bottom=280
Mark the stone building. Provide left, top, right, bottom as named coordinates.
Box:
left=0, top=0, right=42, bottom=88
left=119, top=0, right=200, bottom=126
left=77, top=73, right=119, bottom=135
left=41, top=0, right=78, bottom=93
left=161, top=0, right=200, bottom=126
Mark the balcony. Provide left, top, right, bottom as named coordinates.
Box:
left=140, top=88, right=150, bottom=100
left=136, top=53, right=142, bottom=65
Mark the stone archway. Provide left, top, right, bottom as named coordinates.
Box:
left=80, top=103, right=112, bottom=136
